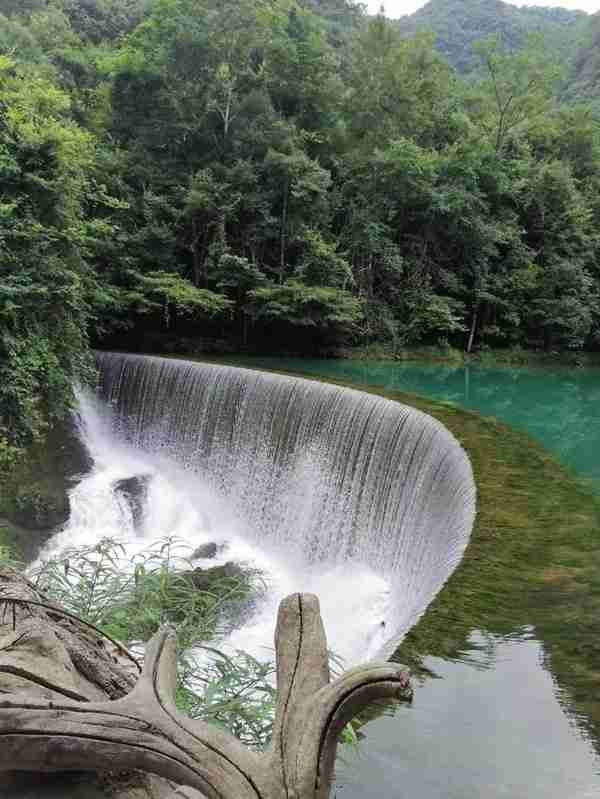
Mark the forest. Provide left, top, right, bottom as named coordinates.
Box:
left=1, top=0, right=600, bottom=466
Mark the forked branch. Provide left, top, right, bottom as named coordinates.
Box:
left=0, top=576, right=412, bottom=799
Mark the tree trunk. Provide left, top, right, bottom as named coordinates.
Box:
left=0, top=568, right=175, bottom=799
left=191, top=218, right=202, bottom=288
left=0, top=569, right=411, bottom=799
left=467, top=305, right=479, bottom=354
left=280, top=182, right=288, bottom=285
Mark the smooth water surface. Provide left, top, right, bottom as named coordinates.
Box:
left=337, top=631, right=600, bottom=799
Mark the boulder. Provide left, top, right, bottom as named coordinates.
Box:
left=1, top=412, right=94, bottom=561
left=114, top=475, right=151, bottom=530
left=186, top=562, right=245, bottom=593
left=11, top=488, right=70, bottom=532
left=191, top=542, right=218, bottom=560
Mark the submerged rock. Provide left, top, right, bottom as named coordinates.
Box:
left=191, top=542, right=219, bottom=560
left=114, top=475, right=151, bottom=530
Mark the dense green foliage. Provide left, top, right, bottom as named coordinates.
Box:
left=398, top=0, right=588, bottom=74
left=1, top=0, right=600, bottom=462
left=0, top=52, right=94, bottom=466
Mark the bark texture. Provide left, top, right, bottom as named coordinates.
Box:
left=0, top=568, right=412, bottom=799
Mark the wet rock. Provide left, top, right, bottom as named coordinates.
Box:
left=1, top=411, right=94, bottom=561
left=191, top=542, right=218, bottom=560
left=57, top=413, right=94, bottom=485
left=11, top=489, right=70, bottom=533
left=114, top=475, right=151, bottom=529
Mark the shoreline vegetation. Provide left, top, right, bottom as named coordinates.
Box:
left=112, top=338, right=600, bottom=368
left=334, top=344, right=600, bottom=367
left=3, top=0, right=600, bottom=486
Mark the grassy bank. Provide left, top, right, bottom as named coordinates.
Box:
left=333, top=343, right=600, bottom=368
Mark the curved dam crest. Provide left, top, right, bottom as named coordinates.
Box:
left=95, top=352, right=477, bottom=660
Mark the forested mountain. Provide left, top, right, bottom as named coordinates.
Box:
left=1, top=0, right=600, bottom=468
left=398, top=0, right=588, bottom=73
left=565, top=12, right=600, bottom=108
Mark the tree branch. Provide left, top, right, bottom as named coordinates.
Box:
left=0, top=571, right=412, bottom=799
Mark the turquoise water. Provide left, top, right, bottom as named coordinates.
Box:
left=225, top=358, right=600, bottom=483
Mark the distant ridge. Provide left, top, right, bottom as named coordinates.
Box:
left=565, top=12, right=600, bottom=106
left=397, top=0, right=589, bottom=72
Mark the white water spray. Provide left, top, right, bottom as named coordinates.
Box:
left=40, top=354, right=476, bottom=665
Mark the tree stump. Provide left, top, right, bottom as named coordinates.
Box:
left=0, top=567, right=412, bottom=799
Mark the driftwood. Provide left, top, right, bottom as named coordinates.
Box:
left=0, top=568, right=412, bottom=799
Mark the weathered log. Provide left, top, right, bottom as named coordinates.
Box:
left=0, top=568, right=412, bottom=799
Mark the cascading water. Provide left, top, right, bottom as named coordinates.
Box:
left=42, top=352, right=477, bottom=665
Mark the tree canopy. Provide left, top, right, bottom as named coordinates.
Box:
left=1, top=0, right=600, bottom=462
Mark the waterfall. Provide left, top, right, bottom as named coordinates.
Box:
left=81, top=352, right=476, bottom=662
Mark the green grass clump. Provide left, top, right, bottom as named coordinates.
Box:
left=32, top=537, right=259, bottom=650
left=30, top=536, right=277, bottom=748
left=29, top=535, right=363, bottom=751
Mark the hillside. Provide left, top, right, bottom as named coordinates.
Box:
left=565, top=12, right=600, bottom=107
left=398, top=0, right=588, bottom=72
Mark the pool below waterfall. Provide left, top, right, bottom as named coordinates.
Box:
left=39, top=354, right=600, bottom=798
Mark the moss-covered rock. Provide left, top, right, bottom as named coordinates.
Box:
left=185, top=561, right=246, bottom=593
left=0, top=413, right=92, bottom=561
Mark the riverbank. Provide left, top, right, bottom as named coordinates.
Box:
left=334, top=344, right=600, bottom=368
left=97, top=334, right=600, bottom=370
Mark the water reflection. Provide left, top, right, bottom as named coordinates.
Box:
left=335, top=631, right=600, bottom=799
